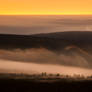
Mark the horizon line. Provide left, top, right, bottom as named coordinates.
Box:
left=0, top=14, right=92, bottom=16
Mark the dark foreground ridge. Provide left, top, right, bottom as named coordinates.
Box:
left=0, top=73, right=92, bottom=92
left=1, top=78, right=92, bottom=92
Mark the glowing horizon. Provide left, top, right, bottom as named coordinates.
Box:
left=0, top=0, right=92, bottom=15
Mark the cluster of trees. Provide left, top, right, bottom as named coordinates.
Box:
left=40, top=72, right=92, bottom=79
left=0, top=72, right=92, bottom=79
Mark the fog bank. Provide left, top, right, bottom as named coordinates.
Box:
left=0, top=59, right=92, bottom=76
left=0, top=48, right=91, bottom=69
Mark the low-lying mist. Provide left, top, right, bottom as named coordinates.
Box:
left=0, top=48, right=92, bottom=75
left=0, top=59, right=91, bottom=76
left=0, top=48, right=90, bottom=68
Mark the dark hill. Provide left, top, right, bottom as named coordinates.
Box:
left=0, top=31, right=92, bottom=52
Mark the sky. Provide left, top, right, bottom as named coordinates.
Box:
left=0, top=15, right=92, bottom=34
left=0, top=0, right=92, bottom=15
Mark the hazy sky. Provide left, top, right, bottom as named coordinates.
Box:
left=0, top=0, right=92, bottom=15
left=0, top=15, right=92, bottom=34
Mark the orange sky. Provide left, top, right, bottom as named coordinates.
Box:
left=0, top=0, right=92, bottom=15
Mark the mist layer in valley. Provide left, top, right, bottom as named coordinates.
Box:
left=0, top=48, right=90, bottom=69
left=0, top=59, right=92, bottom=76
left=0, top=31, right=92, bottom=76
